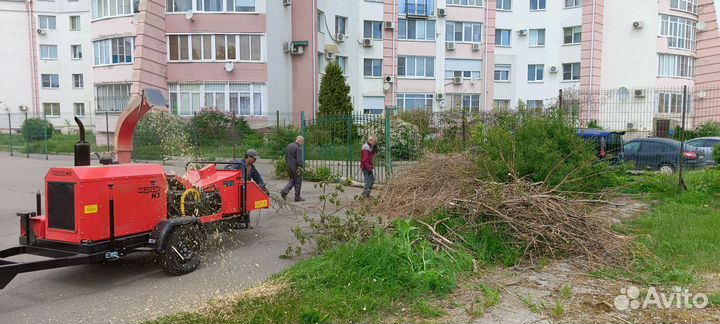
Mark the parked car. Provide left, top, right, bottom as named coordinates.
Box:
left=686, top=137, right=720, bottom=166
left=623, top=138, right=707, bottom=173
left=576, top=129, right=625, bottom=164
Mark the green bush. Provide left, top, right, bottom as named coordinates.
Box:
left=22, top=118, right=54, bottom=142
left=303, top=167, right=341, bottom=183
left=697, top=121, right=720, bottom=137
left=267, top=125, right=299, bottom=156
left=189, top=109, right=232, bottom=144
left=273, top=156, right=289, bottom=179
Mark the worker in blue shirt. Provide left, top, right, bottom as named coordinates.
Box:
left=225, top=149, right=269, bottom=195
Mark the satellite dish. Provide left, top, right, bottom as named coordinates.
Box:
left=224, top=61, right=234, bottom=72
left=185, top=10, right=194, bottom=21
left=383, top=82, right=391, bottom=91
left=440, top=99, right=447, bottom=108
left=697, top=21, right=706, bottom=31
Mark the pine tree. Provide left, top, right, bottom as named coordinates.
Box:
left=318, top=62, right=353, bottom=116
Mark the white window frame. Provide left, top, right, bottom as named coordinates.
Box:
left=92, top=0, right=139, bottom=20
left=564, top=0, right=581, bottom=8
left=530, top=0, right=546, bottom=11
left=69, top=16, right=81, bottom=31
left=38, top=15, right=56, bottom=29
left=396, top=93, right=434, bottom=111
left=71, top=44, right=83, bottom=59
left=398, top=56, right=435, bottom=78
left=494, top=64, right=511, bottom=81
left=167, top=34, right=264, bottom=63
left=74, top=103, right=85, bottom=116
left=529, top=28, right=545, bottom=46
left=448, top=93, right=481, bottom=112
left=527, top=100, right=544, bottom=109
left=72, top=74, right=84, bottom=88
left=40, top=44, right=58, bottom=60
left=335, top=15, right=347, bottom=35
left=658, top=54, right=694, bottom=78
left=562, top=62, right=580, bottom=81
left=444, top=69, right=481, bottom=79
left=400, top=0, right=435, bottom=16
left=364, top=58, right=382, bottom=77
left=336, top=56, right=348, bottom=75
left=41, top=74, right=60, bottom=89
left=660, top=15, right=697, bottom=52
left=670, top=0, right=697, bottom=14
left=168, top=82, right=265, bottom=117
left=496, top=0, right=511, bottom=10
left=93, top=37, right=135, bottom=66
left=527, top=64, right=544, bottom=82
left=446, top=21, right=482, bottom=43
left=95, top=83, right=131, bottom=112
left=493, top=99, right=510, bottom=109
left=447, top=0, right=483, bottom=7
left=563, top=26, right=582, bottom=44
left=43, top=103, right=60, bottom=117
left=363, top=20, right=383, bottom=40
left=398, top=19, right=436, bottom=41
left=495, top=29, right=511, bottom=47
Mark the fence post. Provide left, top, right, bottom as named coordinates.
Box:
left=678, top=85, right=688, bottom=191
left=346, top=114, right=353, bottom=179
left=558, top=89, right=563, bottom=112
left=462, top=107, right=467, bottom=148
left=43, top=112, right=48, bottom=160
left=384, top=107, right=393, bottom=177
left=8, top=113, right=13, bottom=157
left=276, top=110, right=280, bottom=130
left=301, top=111, right=306, bottom=168
left=105, top=111, right=110, bottom=152
left=24, top=111, right=28, bottom=158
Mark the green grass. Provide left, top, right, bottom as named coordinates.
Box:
left=559, top=284, right=573, bottom=300
left=551, top=301, right=565, bottom=320
left=0, top=133, right=107, bottom=155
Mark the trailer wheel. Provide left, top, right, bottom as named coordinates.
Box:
left=159, top=225, right=203, bottom=275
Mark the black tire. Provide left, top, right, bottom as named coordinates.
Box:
left=658, top=163, right=675, bottom=174
left=159, top=225, right=204, bottom=275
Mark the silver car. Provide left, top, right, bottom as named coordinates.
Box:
left=686, top=137, right=720, bottom=166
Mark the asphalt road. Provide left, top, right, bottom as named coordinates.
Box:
left=0, top=154, right=360, bottom=323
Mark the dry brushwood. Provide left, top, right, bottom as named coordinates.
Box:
left=372, top=153, right=631, bottom=265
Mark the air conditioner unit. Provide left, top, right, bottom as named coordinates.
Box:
left=549, top=66, right=558, bottom=73
left=384, top=21, right=394, bottom=29
left=632, top=21, right=644, bottom=29
left=436, top=93, right=445, bottom=100
left=283, top=42, right=294, bottom=53
left=36, top=28, right=46, bottom=35
left=362, top=38, right=373, bottom=47
left=336, top=33, right=346, bottom=42
left=517, top=29, right=527, bottom=36
left=627, top=123, right=635, bottom=129
left=452, top=76, right=462, bottom=85
left=325, top=52, right=335, bottom=60
left=283, top=0, right=292, bottom=6
left=472, top=43, right=481, bottom=51
left=634, top=89, right=646, bottom=97
left=384, top=75, right=394, bottom=83
left=437, top=8, right=447, bottom=16
left=446, top=42, right=456, bottom=50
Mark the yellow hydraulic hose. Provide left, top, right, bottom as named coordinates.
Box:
left=180, top=188, right=201, bottom=216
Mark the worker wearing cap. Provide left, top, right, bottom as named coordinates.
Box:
left=226, top=149, right=268, bottom=194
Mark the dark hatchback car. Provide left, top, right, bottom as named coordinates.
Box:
left=622, top=138, right=707, bottom=173
left=576, top=129, right=625, bottom=164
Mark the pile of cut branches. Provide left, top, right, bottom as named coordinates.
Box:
left=373, top=154, right=631, bottom=265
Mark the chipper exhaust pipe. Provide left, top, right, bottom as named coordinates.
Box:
left=74, top=117, right=90, bottom=167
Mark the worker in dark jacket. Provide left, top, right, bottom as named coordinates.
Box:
left=225, top=149, right=269, bottom=194
left=361, top=136, right=378, bottom=199
left=281, top=136, right=305, bottom=202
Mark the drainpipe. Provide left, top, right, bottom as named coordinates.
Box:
left=588, top=0, right=597, bottom=116
left=483, top=0, right=488, bottom=111
left=313, top=0, right=317, bottom=119
left=26, top=0, right=40, bottom=116
left=393, top=0, right=397, bottom=107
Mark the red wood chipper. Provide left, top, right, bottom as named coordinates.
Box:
left=0, top=89, right=270, bottom=289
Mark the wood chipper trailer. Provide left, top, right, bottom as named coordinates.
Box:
left=0, top=89, right=270, bottom=289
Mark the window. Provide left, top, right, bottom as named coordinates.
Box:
left=166, top=0, right=256, bottom=12
left=43, top=103, right=60, bottom=116
left=198, top=0, right=223, bottom=12
left=493, top=99, right=510, bottom=109
left=495, top=29, right=511, bottom=46
left=335, top=16, right=347, bottom=35
left=400, top=0, right=435, bottom=16
left=318, top=11, right=325, bottom=34
left=74, top=103, right=85, bottom=116
left=398, top=19, right=436, bottom=40
left=71, top=45, right=82, bottom=59
left=95, top=84, right=131, bottom=112
left=623, top=142, right=640, bottom=153
left=41, top=74, right=59, bottom=88
left=529, top=28, right=545, bottom=46
left=398, top=56, right=435, bottom=78
left=563, top=26, right=582, bottom=44
left=72, top=74, right=84, bottom=88
left=363, top=21, right=383, bottom=40
left=336, top=56, right=348, bottom=74
left=562, top=62, right=580, bottom=81
left=166, top=0, right=192, bottom=12
left=530, top=0, right=546, bottom=10
left=658, top=54, right=694, bottom=78
left=670, top=0, right=697, bottom=14
left=69, top=16, right=81, bottom=30
left=658, top=92, right=687, bottom=113
left=448, top=94, right=480, bottom=112
left=364, top=96, right=384, bottom=115
left=445, top=59, right=481, bottom=79
left=527, top=64, right=544, bottom=82
left=397, top=93, right=433, bottom=111
left=564, top=0, right=581, bottom=8
left=92, top=0, right=138, bottom=19
left=93, top=37, right=134, bottom=65
left=40, top=45, right=58, bottom=60
left=168, top=34, right=262, bottom=62
left=227, top=0, right=256, bottom=12
left=496, top=0, right=511, bottom=10
left=494, top=64, right=511, bottom=81
left=364, top=59, right=382, bottom=77
left=447, top=0, right=482, bottom=7
left=168, top=82, right=265, bottom=116
left=38, top=15, right=56, bottom=29
left=660, top=15, right=697, bottom=51
left=446, top=21, right=482, bottom=43
left=527, top=100, right=543, bottom=109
